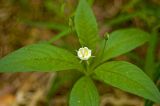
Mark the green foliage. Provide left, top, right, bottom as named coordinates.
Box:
left=102, top=28, right=149, bottom=62
left=87, top=0, right=95, bottom=6
left=106, top=12, right=139, bottom=27
left=0, top=43, right=82, bottom=72
left=49, top=29, right=71, bottom=43
left=75, top=0, right=100, bottom=50
left=46, top=71, right=82, bottom=106
left=144, top=31, right=158, bottom=80
left=69, top=77, right=99, bottom=106
left=20, top=20, right=69, bottom=31
left=94, top=61, right=160, bottom=103
left=0, top=0, right=160, bottom=106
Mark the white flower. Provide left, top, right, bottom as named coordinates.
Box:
left=77, top=47, right=91, bottom=60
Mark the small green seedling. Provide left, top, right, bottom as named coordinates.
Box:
left=0, top=0, right=160, bottom=106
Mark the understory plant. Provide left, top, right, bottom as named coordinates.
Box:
left=105, top=1, right=160, bottom=106
left=0, top=0, right=160, bottom=105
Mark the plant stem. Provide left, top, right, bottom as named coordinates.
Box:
left=144, top=26, right=160, bottom=106
left=91, top=38, right=107, bottom=71
left=49, top=29, right=71, bottom=43
left=144, top=29, right=158, bottom=80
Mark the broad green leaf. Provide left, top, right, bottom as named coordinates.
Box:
left=94, top=61, right=160, bottom=103
left=103, top=28, right=149, bottom=62
left=69, top=77, right=99, bottom=106
left=0, top=43, right=82, bottom=72
left=75, top=0, right=99, bottom=49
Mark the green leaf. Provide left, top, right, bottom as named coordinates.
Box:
left=94, top=61, right=160, bottom=103
left=20, top=19, right=68, bottom=31
left=69, top=77, right=99, bottom=106
left=103, top=28, right=149, bottom=62
left=0, top=43, right=82, bottom=72
left=144, top=31, right=158, bottom=80
left=49, top=29, right=71, bottom=43
left=87, top=0, right=95, bottom=6
left=75, top=0, right=99, bottom=49
left=106, top=12, right=139, bottom=27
